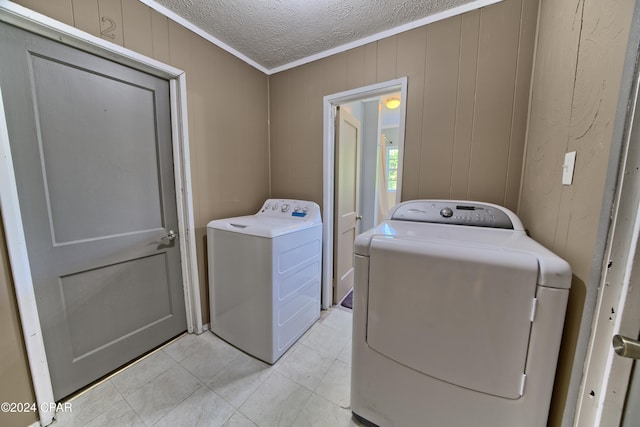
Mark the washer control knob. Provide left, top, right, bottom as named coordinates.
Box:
left=281, top=204, right=290, bottom=213
left=440, top=207, right=454, bottom=218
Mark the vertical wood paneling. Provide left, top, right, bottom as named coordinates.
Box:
left=418, top=17, right=462, bottom=199
left=555, top=0, right=631, bottom=262
left=504, top=0, right=537, bottom=211
left=270, top=0, right=537, bottom=214
left=217, top=56, right=245, bottom=206
left=150, top=10, right=170, bottom=63
left=241, top=63, right=270, bottom=205
left=289, top=65, right=310, bottom=199
left=376, top=36, right=398, bottom=81
left=450, top=11, right=480, bottom=200
left=346, top=46, right=366, bottom=90
left=299, top=63, right=319, bottom=200
left=291, top=62, right=326, bottom=204
left=121, top=0, right=153, bottom=57
left=97, top=0, right=124, bottom=46
left=71, top=0, right=100, bottom=37
left=269, top=73, right=293, bottom=198
left=322, top=51, right=349, bottom=95
left=306, top=62, right=326, bottom=204
left=467, top=0, right=521, bottom=204
left=189, top=34, right=215, bottom=222
left=18, top=0, right=74, bottom=25
left=518, top=0, right=582, bottom=248
left=363, top=42, right=378, bottom=85
left=518, top=0, right=634, bottom=425
left=396, top=27, right=427, bottom=201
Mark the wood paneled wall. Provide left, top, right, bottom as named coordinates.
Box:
left=519, top=0, right=635, bottom=425
left=2, top=1, right=269, bottom=423
left=269, top=0, right=538, bottom=212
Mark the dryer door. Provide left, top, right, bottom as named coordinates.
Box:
left=367, top=236, right=539, bottom=399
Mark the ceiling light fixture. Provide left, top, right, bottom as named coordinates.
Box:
left=385, top=97, right=401, bottom=110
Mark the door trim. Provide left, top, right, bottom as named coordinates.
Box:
left=0, top=3, right=201, bottom=426
left=322, top=78, right=407, bottom=309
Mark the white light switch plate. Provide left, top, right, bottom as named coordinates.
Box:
left=562, top=151, right=576, bottom=185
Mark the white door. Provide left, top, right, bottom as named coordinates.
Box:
left=0, top=22, right=187, bottom=400
left=334, top=107, right=361, bottom=304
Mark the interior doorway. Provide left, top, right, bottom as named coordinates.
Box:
left=341, top=93, right=403, bottom=234
left=321, top=78, right=408, bottom=309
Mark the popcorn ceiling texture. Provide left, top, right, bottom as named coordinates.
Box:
left=154, top=0, right=475, bottom=70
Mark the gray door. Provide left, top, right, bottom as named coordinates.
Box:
left=0, top=22, right=187, bottom=400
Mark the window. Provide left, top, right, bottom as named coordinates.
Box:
left=387, top=147, right=399, bottom=191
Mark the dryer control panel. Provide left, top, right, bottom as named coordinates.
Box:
left=389, top=200, right=523, bottom=230
left=258, top=199, right=321, bottom=223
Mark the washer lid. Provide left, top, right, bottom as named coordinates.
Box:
left=367, top=236, right=539, bottom=399
left=207, top=215, right=320, bottom=238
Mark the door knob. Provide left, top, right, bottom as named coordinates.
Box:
left=161, top=230, right=179, bottom=241
left=613, top=334, right=640, bottom=359
left=356, top=215, right=363, bottom=221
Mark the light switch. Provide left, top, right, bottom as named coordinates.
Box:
left=562, top=151, right=576, bottom=185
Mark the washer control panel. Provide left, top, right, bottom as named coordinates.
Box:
left=258, top=199, right=321, bottom=222
left=390, top=200, right=522, bottom=230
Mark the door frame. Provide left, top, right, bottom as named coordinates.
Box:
left=322, top=77, right=407, bottom=309
left=0, top=3, right=201, bottom=426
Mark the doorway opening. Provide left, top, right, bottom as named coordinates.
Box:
left=321, top=78, right=408, bottom=309
left=341, top=93, right=403, bottom=234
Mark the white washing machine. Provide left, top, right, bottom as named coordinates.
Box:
left=207, top=199, right=322, bottom=364
left=351, top=200, right=571, bottom=427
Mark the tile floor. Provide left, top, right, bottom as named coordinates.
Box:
left=54, top=307, right=365, bottom=427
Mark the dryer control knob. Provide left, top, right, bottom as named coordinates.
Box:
left=440, top=207, right=453, bottom=218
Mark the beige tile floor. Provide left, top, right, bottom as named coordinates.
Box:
left=54, top=307, right=365, bottom=427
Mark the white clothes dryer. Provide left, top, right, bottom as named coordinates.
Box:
left=351, top=200, right=571, bottom=427
left=207, top=199, right=322, bottom=364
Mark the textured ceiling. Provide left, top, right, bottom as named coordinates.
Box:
left=149, top=0, right=482, bottom=73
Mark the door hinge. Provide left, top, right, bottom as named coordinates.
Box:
left=530, top=297, right=538, bottom=322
